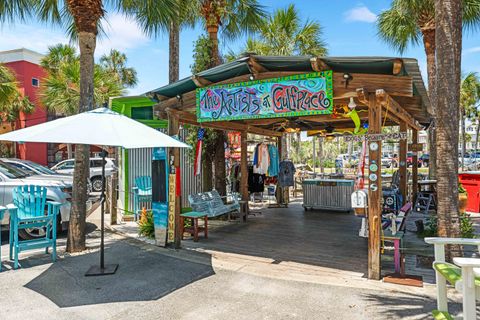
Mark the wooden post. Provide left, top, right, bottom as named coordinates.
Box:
left=168, top=114, right=182, bottom=249
left=368, top=92, right=382, bottom=280
left=110, top=172, right=118, bottom=225
left=399, top=121, right=408, bottom=204
left=240, top=131, right=248, bottom=220
left=412, top=129, right=419, bottom=199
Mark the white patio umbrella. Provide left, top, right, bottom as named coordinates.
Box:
left=0, top=107, right=190, bottom=276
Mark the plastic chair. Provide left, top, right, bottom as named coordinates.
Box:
left=9, top=185, right=62, bottom=269
left=132, top=176, right=152, bottom=220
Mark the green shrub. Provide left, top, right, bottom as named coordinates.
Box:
left=138, top=210, right=155, bottom=239
left=420, top=213, right=475, bottom=239
left=460, top=212, right=475, bottom=239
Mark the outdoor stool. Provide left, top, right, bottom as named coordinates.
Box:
left=181, top=211, right=208, bottom=242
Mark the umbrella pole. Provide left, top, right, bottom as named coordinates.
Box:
left=85, top=150, right=118, bottom=276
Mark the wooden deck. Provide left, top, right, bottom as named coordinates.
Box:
left=182, top=198, right=440, bottom=283
left=183, top=199, right=369, bottom=275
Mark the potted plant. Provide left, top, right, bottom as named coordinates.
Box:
left=459, top=183, right=468, bottom=213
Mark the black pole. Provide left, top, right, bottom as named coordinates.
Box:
left=85, top=149, right=118, bottom=276
left=100, top=150, right=106, bottom=269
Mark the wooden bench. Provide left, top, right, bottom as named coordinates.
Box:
left=180, top=211, right=208, bottom=242
left=188, top=190, right=240, bottom=219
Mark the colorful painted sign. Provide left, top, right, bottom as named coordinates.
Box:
left=196, top=71, right=333, bottom=122
left=152, top=202, right=168, bottom=247
left=343, top=132, right=407, bottom=142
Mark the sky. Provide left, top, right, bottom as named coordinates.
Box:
left=0, top=0, right=478, bottom=96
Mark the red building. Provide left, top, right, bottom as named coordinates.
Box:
left=0, top=48, right=49, bottom=166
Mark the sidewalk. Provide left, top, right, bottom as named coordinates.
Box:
left=0, top=206, right=463, bottom=320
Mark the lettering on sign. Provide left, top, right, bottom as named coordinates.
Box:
left=167, top=174, right=176, bottom=244
left=343, top=132, right=407, bottom=142
left=196, top=71, right=333, bottom=122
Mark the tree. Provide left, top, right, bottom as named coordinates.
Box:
left=460, top=72, right=480, bottom=169
left=0, top=63, right=34, bottom=156
left=435, top=0, right=462, bottom=253
left=100, top=49, right=138, bottom=87
left=199, top=0, right=265, bottom=196
left=241, top=4, right=328, bottom=56
left=377, top=0, right=480, bottom=179
left=129, top=0, right=193, bottom=83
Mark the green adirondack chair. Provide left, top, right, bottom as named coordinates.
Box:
left=132, top=176, right=152, bottom=220
left=9, top=185, right=62, bottom=269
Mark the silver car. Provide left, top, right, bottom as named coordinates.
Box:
left=1, top=158, right=92, bottom=194
left=0, top=160, right=72, bottom=239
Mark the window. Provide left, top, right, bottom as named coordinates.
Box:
left=91, top=160, right=104, bottom=168
left=32, top=78, right=40, bottom=87
left=131, top=106, right=153, bottom=120
left=57, top=160, right=74, bottom=170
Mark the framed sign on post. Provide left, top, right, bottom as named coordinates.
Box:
left=196, top=71, right=333, bottom=122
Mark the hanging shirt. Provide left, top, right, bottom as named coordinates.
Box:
left=278, top=160, right=296, bottom=187
left=267, top=145, right=279, bottom=177
left=258, top=144, right=270, bottom=174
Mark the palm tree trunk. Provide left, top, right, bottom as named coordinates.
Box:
left=475, top=118, right=480, bottom=154
left=461, top=109, right=466, bottom=170
left=422, top=28, right=437, bottom=180
left=169, top=21, right=180, bottom=84
left=67, top=144, right=73, bottom=159
left=435, top=0, right=462, bottom=258
left=67, top=31, right=95, bottom=253
left=205, top=22, right=226, bottom=196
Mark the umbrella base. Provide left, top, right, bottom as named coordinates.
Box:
left=85, top=264, right=119, bottom=276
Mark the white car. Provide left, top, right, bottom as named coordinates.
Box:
left=51, top=157, right=116, bottom=192
left=1, top=158, right=93, bottom=194
left=0, top=160, right=72, bottom=239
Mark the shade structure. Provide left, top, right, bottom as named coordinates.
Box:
left=0, top=107, right=190, bottom=149
left=0, top=107, right=190, bottom=276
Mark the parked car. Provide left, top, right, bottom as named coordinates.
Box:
left=381, top=153, right=397, bottom=168
left=418, top=154, right=429, bottom=167
left=1, top=158, right=93, bottom=194
left=51, top=157, right=116, bottom=192
left=0, top=160, right=72, bottom=239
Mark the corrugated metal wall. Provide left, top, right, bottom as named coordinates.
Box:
left=119, top=128, right=203, bottom=213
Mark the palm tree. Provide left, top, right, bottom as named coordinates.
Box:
left=100, top=49, right=138, bottom=87
left=460, top=72, right=480, bottom=169
left=0, top=0, right=174, bottom=252
left=242, top=4, right=328, bottom=56
left=199, top=0, right=265, bottom=196
left=0, top=63, right=34, bottom=156
left=132, top=0, right=195, bottom=83
left=377, top=0, right=480, bottom=179
left=199, top=0, right=266, bottom=67
left=435, top=0, right=463, bottom=249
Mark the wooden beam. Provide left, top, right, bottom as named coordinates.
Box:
left=393, top=58, right=403, bottom=75
left=399, top=121, right=408, bottom=204
left=356, top=88, right=369, bottom=105
left=412, top=129, right=419, bottom=199
left=191, top=75, right=212, bottom=87
left=156, top=72, right=414, bottom=112
left=240, top=131, right=248, bottom=221
left=166, top=108, right=283, bottom=137
left=375, top=89, right=422, bottom=131
left=248, top=56, right=269, bottom=74
left=368, top=92, right=382, bottom=281
left=168, top=114, right=181, bottom=249
left=310, top=57, right=329, bottom=71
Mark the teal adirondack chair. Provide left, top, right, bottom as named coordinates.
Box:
left=132, top=176, right=152, bottom=220
left=9, top=185, right=62, bottom=269
left=0, top=206, right=6, bottom=271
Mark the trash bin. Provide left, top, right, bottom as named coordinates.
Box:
left=458, top=172, right=480, bottom=213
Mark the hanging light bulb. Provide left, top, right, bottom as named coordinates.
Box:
left=348, top=97, right=357, bottom=110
